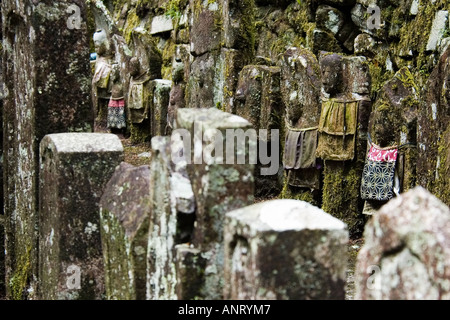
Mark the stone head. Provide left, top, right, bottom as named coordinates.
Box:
left=129, top=57, right=141, bottom=77
left=320, top=53, right=343, bottom=96
left=93, top=29, right=110, bottom=56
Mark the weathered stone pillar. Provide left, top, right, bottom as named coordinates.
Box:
left=146, top=136, right=196, bottom=300
left=224, top=199, right=349, bottom=300
left=2, top=0, right=93, bottom=299
left=175, top=108, right=255, bottom=299
left=417, top=45, right=450, bottom=207
left=39, top=133, right=123, bottom=300
left=356, top=187, right=450, bottom=300
left=234, top=64, right=283, bottom=198
left=99, top=162, right=151, bottom=300
left=0, top=3, right=4, bottom=297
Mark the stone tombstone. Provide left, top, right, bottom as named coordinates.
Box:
left=363, top=67, right=420, bottom=214
left=224, top=199, right=349, bottom=300
left=2, top=0, right=93, bottom=299
left=317, top=52, right=372, bottom=238
left=99, top=162, right=151, bottom=300
left=175, top=108, right=255, bottom=299
left=146, top=136, right=196, bottom=300
left=417, top=45, right=450, bottom=207
left=234, top=63, right=284, bottom=198
left=39, top=133, right=124, bottom=300
left=174, top=244, right=206, bottom=300
left=280, top=47, right=322, bottom=205
left=356, top=187, right=450, bottom=300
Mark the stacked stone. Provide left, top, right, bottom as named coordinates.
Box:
left=39, top=133, right=124, bottom=300
left=2, top=0, right=93, bottom=299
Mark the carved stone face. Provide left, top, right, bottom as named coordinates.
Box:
left=320, top=54, right=343, bottom=96
left=129, top=57, right=140, bottom=77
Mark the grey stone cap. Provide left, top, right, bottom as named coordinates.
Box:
left=41, top=133, right=124, bottom=153
left=226, top=199, right=347, bottom=233
left=176, top=108, right=252, bottom=131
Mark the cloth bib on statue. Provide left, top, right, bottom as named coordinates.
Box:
left=360, top=143, right=398, bottom=201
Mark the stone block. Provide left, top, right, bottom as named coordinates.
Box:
left=356, top=187, right=450, bottom=300
left=175, top=244, right=206, bottom=300
left=146, top=136, right=196, bottom=300
left=189, top=0, right=222, bottom=56
left=38, top=133, right=124, bottom=300
left=99, top=162, right=151, bottom=300
left=150, top=15, right=174, bottom=35
left=224, top=199, right=349, bottom=300
left=426, top=10, right=448, bottom=52
left=417, top=45, right=450, bottom=207
left=175, top=108, right=255, bottom=299
left=2, top=0, right=93, bottom=299
left=221, top=0, right=255, bottom=59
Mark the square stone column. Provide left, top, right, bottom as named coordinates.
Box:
left=39, top=133, right=123, bottom=300
left=224, top=199, right=348, bottom=300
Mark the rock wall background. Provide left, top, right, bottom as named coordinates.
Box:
left=86, top=0, right=449, bottom=237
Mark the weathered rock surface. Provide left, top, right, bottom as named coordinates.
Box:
left=224, top=199, right=349, bottom=300
left=175, top=108, right=255, bottom=299
left=356, top=187, right=450, bottom=300
left=39, top=133, right=124, bottom=300
left=2, top=0, right=93, bottom=299
left=99, top=162, right=151, bottom=300
left=417, top=45, right=450, bottom=207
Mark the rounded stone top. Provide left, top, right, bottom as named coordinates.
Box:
left=226, top=199, right=347, bottom=232
left=41, top=133, right=124, bottom=154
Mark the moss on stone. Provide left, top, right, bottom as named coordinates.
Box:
left=322, top=161, right=365, bottom=239
left=279, top=179, right=319, bottom=207
left=123, top=9, right=142, bottom=44
left=162, top=39, right=176, bottom=80
left=432, top=126, right=450, bottom=206
left=9, top=246, right=32, bottom=300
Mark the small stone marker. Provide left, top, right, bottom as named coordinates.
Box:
left=39, top=133, right=123, bottom=300
left=224, top=199, right=349, bottom=300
